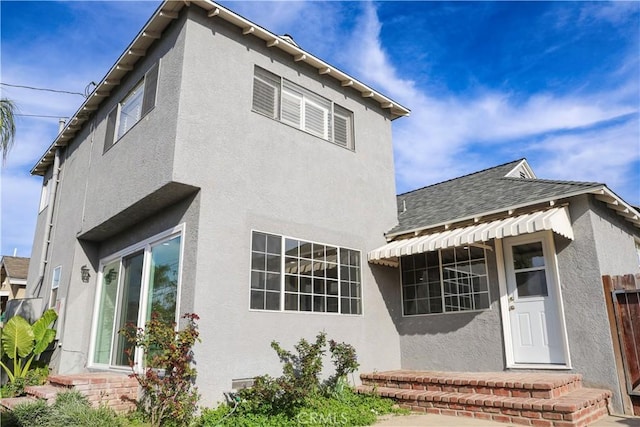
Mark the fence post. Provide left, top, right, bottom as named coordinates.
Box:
left=602, top=275, right=635, bottom=415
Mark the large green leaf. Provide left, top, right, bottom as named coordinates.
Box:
left=31, top=309, right=58, bottom=355
left=2, top=316, right=35, bottom=359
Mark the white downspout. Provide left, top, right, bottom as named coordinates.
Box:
left=32, top=119, right=65, bottom=297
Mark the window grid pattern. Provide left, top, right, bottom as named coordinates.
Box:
left=402, top=247, right=489, bottom=315
left=250, top=231, right=362, bottom=315
left=250, top=232, right=282, bottom=311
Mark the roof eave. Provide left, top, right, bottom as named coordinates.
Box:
left=386, top=184, right=621, bottom=241
left=31, top=0, right=410, bottom=176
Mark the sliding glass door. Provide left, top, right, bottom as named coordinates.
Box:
left=91, top=230, right=182, bottom=368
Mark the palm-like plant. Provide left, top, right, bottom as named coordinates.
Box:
left=0, top=98, right=17, bottom=163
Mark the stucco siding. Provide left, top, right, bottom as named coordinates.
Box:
left=554, top=195, right=624, bottom=412
left=79, top=13, right=187, bottom=236
left=588, top=197, right=640, bottom=276
left=395, top=243, right=506, bottom=372
left=173, top=7, right=401, bottom=404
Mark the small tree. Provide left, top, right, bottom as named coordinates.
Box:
left=121, top=313, right=200, bottom=427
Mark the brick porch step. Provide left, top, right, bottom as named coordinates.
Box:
left=24, top=384, right=60, bottom=401
left=361, top=370, right=583, bottom=399
left=1, top=373, right=138, bottom=414
left=0, top=396, right=38, bottom=411
left=357, top=384, right=611, bottom=427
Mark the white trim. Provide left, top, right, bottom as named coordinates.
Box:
left=499, top=231, right=572, bottom=369
left=371, top=207, right=573, bottom=264
left=387, top=188, right=606, bottom=240
left=504, top=159, right=537, bottom=179
left=248, top=229, right=363, bottom=316
left=399, top=247, right=492, bottom=317
left=88, top=223, right=186, bottom=371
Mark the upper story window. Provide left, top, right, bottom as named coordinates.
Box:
left=104, top=62, right=159, bottom=152
left=252, top=66, right=354, bottom=150
left=401, top=246, right=489, bottom=316
left=39, top=178, right=49, bottom=212
left=250, top=231, right=362, bottom=315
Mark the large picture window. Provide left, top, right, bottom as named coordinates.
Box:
left=252, top=66, right=354, bottom=149
left=91, top=228, right=182, bottom=367
left=251, top=231, right=361, bottom=315
left=401, top=246, right=489, bottom=316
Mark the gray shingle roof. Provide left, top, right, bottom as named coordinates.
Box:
left=389, top=159, right=603, bottom=236
left=1, top=256, right=30, bottom=280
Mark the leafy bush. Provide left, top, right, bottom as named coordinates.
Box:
left=0, top=365, right=49, bottom=398
left=120, top=312, right=200, bottom=427
left=1, top=390, right=122, bottom=427
left=198, top=388, right=403, bottom=427
left=0, top=309, right=57, bottom=385
left=198, top=332, right=402, bottom=426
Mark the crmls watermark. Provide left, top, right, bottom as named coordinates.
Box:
left=296, top=411, right=349, bottom=425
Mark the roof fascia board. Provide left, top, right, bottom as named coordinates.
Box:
left=386, top=185, right=607, bottom=240
left=193, top=0, right=410, bottom=118
left=595, top=187, right=640, bottom=225
left=31, top=0, right=409, bottom=175
left=31, top=1, right=185, bottom=175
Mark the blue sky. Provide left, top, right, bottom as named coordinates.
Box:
left=1, top=1, right=639, bottom=257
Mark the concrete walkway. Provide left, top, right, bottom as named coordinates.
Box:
left=375, top=414, right=640, bottom=426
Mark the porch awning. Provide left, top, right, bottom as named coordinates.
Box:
left=369, top=206, right=573, bottom=266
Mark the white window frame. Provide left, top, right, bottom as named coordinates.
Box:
left=252, top=66, right=354, bottom=150
left=88, top=224, right=185, bottom=372
left=104, top=61, right=159, bottom=152
left=39, top=179, right=49, bottom=212
left=116, top=80, right=145, bottom=140
left=249, top=230, right=363, bottom=316
left=400, top=246, right=491, bottom=316
left=49, top=265, right=61, bottom=309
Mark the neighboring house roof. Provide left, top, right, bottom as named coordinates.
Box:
left=388, top=159, right=640, bottom=239
left=1, top=256, right=30, bottom=282
left=31, top=0, right=410, bottom=176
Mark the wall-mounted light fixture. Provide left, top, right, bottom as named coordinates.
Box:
left=80, top=265, right=91, bottom=283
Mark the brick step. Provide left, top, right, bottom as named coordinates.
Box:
left=0, top=396, right=38, bottom=411
left=361, top=370, right=583, bottom=399
left=357, top=385, right=611, bottom=427
left=24, top=384, right=63, bottom=401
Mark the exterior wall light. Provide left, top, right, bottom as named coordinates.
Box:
left=80, top=265, right=91, bottom=283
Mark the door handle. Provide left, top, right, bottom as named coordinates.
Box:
left=509, top=296, right=514, bottom=302
left=509, top=305, right=515, bottom=311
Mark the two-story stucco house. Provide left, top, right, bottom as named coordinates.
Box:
left=22, top=0, right=640, bottom=419
left=25, top=0, right=409, bottom=407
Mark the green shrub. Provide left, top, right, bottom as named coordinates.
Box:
left=120, top=313, right=200, bottom=427
left=0, top=364, right=50, bottom=397
left=2, top=399, right=49, bottom=427
left=198, top=332, right=403, bottom=426
left=0, top=391, right=123, bottom=427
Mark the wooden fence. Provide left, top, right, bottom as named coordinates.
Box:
left=603, top=274, right=640, bottom=416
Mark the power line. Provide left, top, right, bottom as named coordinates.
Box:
left=15, top=113, right=69, bottom=119
left=1, top=82, right=85, bottom=97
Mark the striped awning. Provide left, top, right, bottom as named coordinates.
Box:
left=369, top=207, right=573, bottom=266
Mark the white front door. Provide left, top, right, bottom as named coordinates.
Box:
left=503, top=234, right=565, bottom=364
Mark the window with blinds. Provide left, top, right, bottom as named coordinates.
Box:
left=252, top=66, right=354, bottom=150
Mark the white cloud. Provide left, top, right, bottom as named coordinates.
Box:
left=338, top=2, right=639, bottom=205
